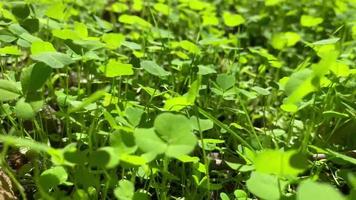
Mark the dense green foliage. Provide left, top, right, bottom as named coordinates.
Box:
left=0, top=0, right=355, bottom=199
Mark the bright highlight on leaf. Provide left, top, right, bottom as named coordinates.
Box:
left=265, top=0, right=284, bottom=6
left=271, top=32, right=301, bottom=50
left=102, top=33, right=125, bottom=49
left=31, top=41, right=56, bottom=55
left=223, top=12, right=245, bottom=27
left=254, top=149, right=309, bottom=177
left=118, top=14, right=152, bottom=28
left=0, top=45, right=21, bottom=55
left=301, top=15, right=324, bottom=27
left=99, top=59, right=134, bottom=77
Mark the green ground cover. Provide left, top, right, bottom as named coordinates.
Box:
left=0, top=0, right=355, bottom=199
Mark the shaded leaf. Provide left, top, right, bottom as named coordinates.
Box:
left=297, top=180, right=345, bottom=200
left=140, top=60, right=170, bottom=77
left=31, top=52, right=74, bottom=68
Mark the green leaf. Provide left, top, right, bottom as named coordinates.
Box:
left=74, top=22, right=88, bottom=38
left=122, top=41, right=142, bottom=50
left=20, top=63, right=52, bottom=94
left=249, top=48, right=282, bottom=68
left=265, top=0, right=284, bottom=6
left=31, top=52, right=74, bottom=68
left=254, top=149, right=309, bottom=177
left=0, top=45, right=21, bottom=55
left=114, top=180, right=135, bottom=200
left=188, top=0, right=209, bottom=10
left=216, top=74, right=235, bottom=91
left=297, top=180, right=345, bottom=200
left=154, top=113, right=197, bottom=158
left=271, top=32, right=300, bottom=50
left=99, top=59, right=134, bottom=77
left=52, top=29, right=81, bottom=40
left=45, top=3, right=67, bottom=20
left=234, top=189, right=248, bottom=200
left=102, top=33, right=125, bottom=49
left=197, top=65, right=216, bottom=75
left=21, top=18, right=40, bottom=33
left=120, top=154, right=146, bottom=166
left=89, top=147, right=120, bottom=169
left=164, top=96, right=190, bottom=111
left=164, top=79, right=200, bottom=111
left=189, top=116, right=214, bottom=132
left=330, top=62, right=350, bottom=77
left=179, top=40, right=201, bottom=55
left=134, top=128, right=167, bottom=159
left=135, top=113, right=197, bottom=159
left=202, top=15, right=219, bottom=26
left=0, top=135, right=52, bottom=153
left=15, top=98, right=35, bottom=120
left=69, top=90, right=106, bottom=113
left=118, top=14, right=152, bottom=28
left=312, top=38, right=340, bottom=45
left=283, top=69, right=315, bottom=105
left=0, top=32, right=17, bottom=43
left=251, top=86, right=270, bottom=96
left=284, top=32, right=301, bottom=47
left=153, top=3, right=170, bottom=15
left=39, top=166, right=68, bottom=190
left=223, top=12, right=245, bottom=27
left=110, top=131, right=137, bottom=155
left=246, top=172, right=286, bottom=200
left=0, top=79, right=22, bottom=102
left=125, top=107, right=144, bottom=127
left=300, top=15, right=323, bottom=27
left=26, top=92, right=44, bottom=112
left=12, top=3, right=30, bottom=19
left=281, top=103, right=298, bottom=113
left=140, top=60, right=170, bottom=77
left=31, top=41, right=56, bottom=55
left=220, top=193, right=230, bottom=200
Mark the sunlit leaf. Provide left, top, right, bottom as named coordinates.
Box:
left=102, top=33, right=125, bottom=49
left=99, top=59, right=134, bottom=77
left=45, top=3, right=67, bottom=20
left=265, top=0, right=284, bottom=6
left=118, top=14, right=152, bottom=28
left=0, top=45, right=21, bottom=55
left=31, top=41, right=56, bottom=55
left=300, top=15, right=323, bottom=27
left=223, top=12, right=245, bottom=27
left=153, top=3, right=170, bottom=15
left=254, top=149, right=309, bottom=177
